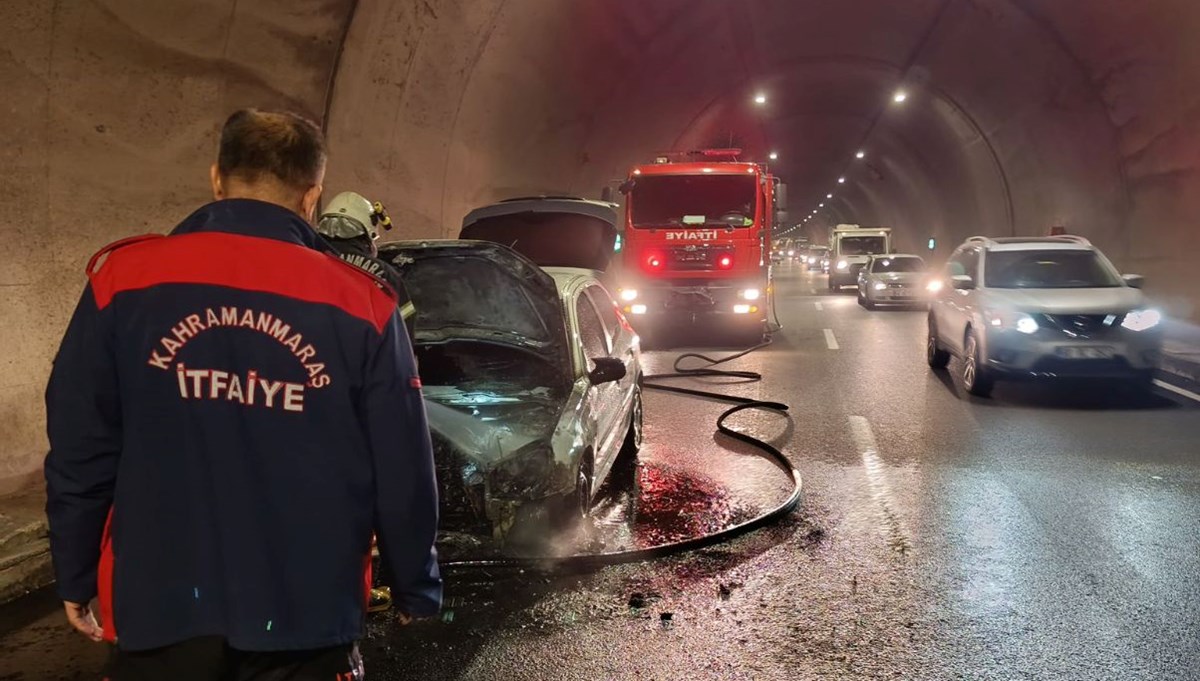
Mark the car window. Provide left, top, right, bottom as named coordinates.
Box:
left=575, top=295, right=609, bottom=363
left=586, top=286, right=623, bottom=347
left=947, top=248, right=979, bottom=280
left=984, top=249, right=1122, bottom=288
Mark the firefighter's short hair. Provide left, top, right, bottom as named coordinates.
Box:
left=217, top=109, right=327, bottom=191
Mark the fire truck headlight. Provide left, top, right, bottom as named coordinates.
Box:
left=836, top=260, right=849, bottom=271
left=630, top=304, right=648, bottom=315
left=740, top=288, right=761, bottom=301
left=619, top=289, right=638, bottom=302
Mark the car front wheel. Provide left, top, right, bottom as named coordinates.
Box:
left=927, top=320, right=950, bottom=369
left=962, top=330, right=994, bottom=397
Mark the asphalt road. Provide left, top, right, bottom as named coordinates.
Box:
left=4, top=263, right=1199, bottom=680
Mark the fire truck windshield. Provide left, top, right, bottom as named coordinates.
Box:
left=630, top=174, right=757, bottom=228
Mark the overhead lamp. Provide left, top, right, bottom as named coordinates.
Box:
left=838, top=177, right=845, bottom=184
left=856, top=150, right=866, bottom=159
left=893, top=90, right=908, bottom=103
left=819, top=203, right=824, bottom=207
left=769, top=151, right=778, bottom=160
left=826, top=193, right=833, bottom=199
left=754, top=93, right=767, bottom=105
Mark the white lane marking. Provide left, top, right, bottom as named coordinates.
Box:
left=848, top=416, right=911, bottom=554
left=1153, top=379, right=1200, bottom=403
left=814, top=302, right=824, bottom=311
left=823, top=328, right=839, bottom=350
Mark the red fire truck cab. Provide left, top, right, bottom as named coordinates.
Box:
left=617, top=151, right=780, bottom=343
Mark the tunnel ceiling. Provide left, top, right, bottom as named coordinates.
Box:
left=324, top=0, right=1197, bottom=303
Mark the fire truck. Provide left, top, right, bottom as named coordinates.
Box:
left=616, top=150, right=783, bottom=343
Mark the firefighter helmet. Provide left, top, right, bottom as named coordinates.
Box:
left=318, top=191, right=392, bottom=240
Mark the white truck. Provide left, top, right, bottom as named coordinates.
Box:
left=828, top=224, right=893, bottom=290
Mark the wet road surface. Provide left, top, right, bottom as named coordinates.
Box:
left=4, top=264, right=1200, bottom=679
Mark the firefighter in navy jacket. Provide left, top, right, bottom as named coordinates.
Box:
left=44, top=109, right=440, bottom=678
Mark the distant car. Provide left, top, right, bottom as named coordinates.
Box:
left=927, top=235, right=1163, bottom=397
left=379, top=198, right=643, bottom=542
left=807, top=248, right=829, bottom=271
left=857, top=254, right=931, bottom=310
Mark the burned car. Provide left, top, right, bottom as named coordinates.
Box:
left=378, top=198, right=642, bottom=542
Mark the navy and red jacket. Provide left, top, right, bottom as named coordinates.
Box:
left=44, top=199, right=441, bottom=652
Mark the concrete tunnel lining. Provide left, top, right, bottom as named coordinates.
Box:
left=1, top=0, right=1198, bottom=493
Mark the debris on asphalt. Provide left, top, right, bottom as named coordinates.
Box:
left=660, top=612, right=674, bottom=628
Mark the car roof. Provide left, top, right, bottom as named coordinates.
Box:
left=871, top=253, right=923, bottom=259
left=985, top=240, right=1093, bottom=252
left=963, top=236, right=1095, bottom=252
left=541, top=266, right=601, bottom=291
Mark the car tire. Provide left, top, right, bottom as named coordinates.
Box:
left=864, top=298, right=876, bottom=311
left=962, top=330, right=994, bottom=397
left=619, top=387, right=643, bottom=459
left=927, top=318, right=950, bottom=369
left=856, top=291, right=865, bottom=306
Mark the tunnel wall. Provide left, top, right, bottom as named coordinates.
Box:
left=0, top=0, right=352, bottom=493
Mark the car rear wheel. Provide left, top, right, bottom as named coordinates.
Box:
left=927, top=318, right=950, bottom=369
left=962, top=330, right=994, bottom=397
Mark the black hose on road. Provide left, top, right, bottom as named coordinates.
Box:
left=440, top=336, right=802, bottom=571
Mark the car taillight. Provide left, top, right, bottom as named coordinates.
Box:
left=717, top=254, right=734, bottom=270
left=645, top=253, right=665, bottom=271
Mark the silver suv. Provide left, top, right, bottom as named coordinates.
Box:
left=927, top=236, right=1163, bottom=397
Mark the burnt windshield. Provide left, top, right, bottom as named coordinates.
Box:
left=839, top=236, right=887, bottom=255
left=630, top=175, right=757, bottom=228
left=399, top=255, right=553, bottom=345
left=984, top=250, right=1123, bottom=288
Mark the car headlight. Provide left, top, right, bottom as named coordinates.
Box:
left=740, top=288, right=761, bottom=300
left=1121, top=308, right=1162, bottom=331
left=872, top=281, right=887, bottom=291
left=619, top=289, right=638, bottom=302
left=787, top=250, right=795, bottom=256
left=808, top=257, right=816, bottom=264
left=836, top=260, right=849, bottom=271
left=984, top=309, right=1039, bottom=334
left=926, top=280, right=944, bottom=293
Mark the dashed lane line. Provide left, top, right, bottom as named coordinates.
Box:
left=848, top=415, right=911, bottom=554
left=823, top=328, right=839, bottom=350
left=1154, top=379, right=1200, bottom=404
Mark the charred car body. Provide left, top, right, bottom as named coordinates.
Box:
left=379, top=198, right=642, bottom=542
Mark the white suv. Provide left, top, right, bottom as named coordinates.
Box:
left=927, top=236, right=1163, bottom=397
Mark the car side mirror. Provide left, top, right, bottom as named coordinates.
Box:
left=950, top=274, right=975, bottom=290
left=1122, top=273, right=1145, bottom=289
left=588, top=357, right=626, bottom=385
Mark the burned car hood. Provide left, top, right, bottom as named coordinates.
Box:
left=379, top=240, right=568, bottom=357
left=459, top=198, right=619, bottom=272
left=423, top=396, right=559, bottom=467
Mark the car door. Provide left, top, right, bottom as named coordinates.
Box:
left=574, top=286, right=625, bottom=486
left=585, top=284, right=639, bottom=476
left=938, top=247, right=980, bottom=354
left=858, top=256, right=874, bottom=295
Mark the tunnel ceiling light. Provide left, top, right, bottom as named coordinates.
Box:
left=856, top=150, right=866, bottom=159
left=754, top=93, right=767, bottom=105
left=838, top=177, right=846, bottom=184
left=826, top=193, right=833, bottom=199
left=769, top=151, right=779, bottom=160
left=702, top=167, right=714, bottom=173
left=819, top=203, right=825, bottom=207
left=893, top=90, right=908, bottom=103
